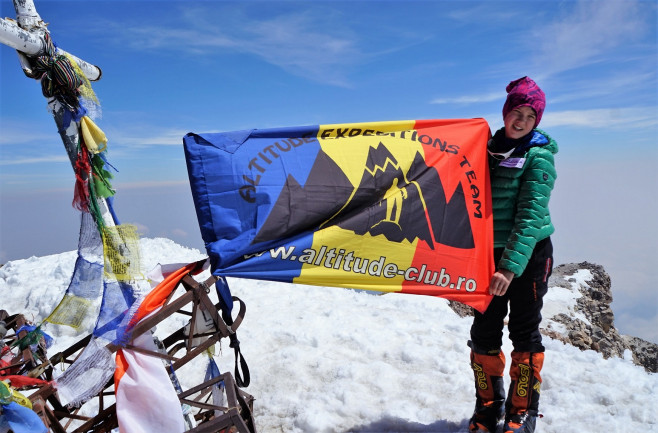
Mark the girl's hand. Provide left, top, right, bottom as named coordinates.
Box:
left=489, top=269, right=515, bottom=296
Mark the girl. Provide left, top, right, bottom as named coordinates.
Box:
left=468, top=77, right=557, bottom=433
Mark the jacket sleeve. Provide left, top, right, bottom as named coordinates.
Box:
left=498, top=147, right=556, bottom=276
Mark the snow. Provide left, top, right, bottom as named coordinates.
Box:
left=541, top=269, right=591, bottom=328
left=1, top=238, right=656, bottom=432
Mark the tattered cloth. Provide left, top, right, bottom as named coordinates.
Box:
left=30, top=32, right=83, bottom=112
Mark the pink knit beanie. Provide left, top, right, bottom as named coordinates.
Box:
left=502, top=76, right=545, bottom=128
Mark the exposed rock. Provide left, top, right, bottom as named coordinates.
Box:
left=448, top=261, right=657, bottom=373
left=623, top=335, right=657, bottom=373
left=545, top=262, right=657, bottom=372
left=546, top=262, right=626, bottom=357
left=448, top=300, right=473, bottom=318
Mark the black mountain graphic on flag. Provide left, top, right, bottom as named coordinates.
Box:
left=252, top=150, right=353, bottom=245
left=252, top=142, right=474, bottom=249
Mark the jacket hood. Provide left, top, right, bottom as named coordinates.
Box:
left=534, top=129, right=558, bottom=155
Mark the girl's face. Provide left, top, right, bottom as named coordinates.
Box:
left=504, top=106, right=536, bottom=139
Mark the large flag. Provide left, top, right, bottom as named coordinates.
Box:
left=184, top=119, right=494, bottom=312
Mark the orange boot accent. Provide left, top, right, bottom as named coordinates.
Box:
left=469, top=351, right=506, bottom=431
left=471, top=350, right=506, bottom=404
left=507, top=351, right=544, bottom=415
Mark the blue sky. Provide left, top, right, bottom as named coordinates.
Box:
left=1, top=0, right=657, bottom=342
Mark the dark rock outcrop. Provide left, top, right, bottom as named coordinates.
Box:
left=546, top=262, right=657, bottom=372
left=623, top=335, right=657, bottom=373
left=448, top=261, right=657, bottom=373
left=547, top=262, right=626, bottom=358
left=447, top=300, right=473, bottom=318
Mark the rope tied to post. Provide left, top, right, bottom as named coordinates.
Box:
left=31, top=32, right=83, bottom=112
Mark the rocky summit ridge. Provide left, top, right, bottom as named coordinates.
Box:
left=449, top=261, right=657, bottom=373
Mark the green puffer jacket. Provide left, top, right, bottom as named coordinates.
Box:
left=489, top=128, right=558, bottom=276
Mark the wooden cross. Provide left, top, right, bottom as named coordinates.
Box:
left=1, top=0, right=114, bottom=227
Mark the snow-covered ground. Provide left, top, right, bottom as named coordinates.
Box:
left=1, top=238, right=656, bottom=432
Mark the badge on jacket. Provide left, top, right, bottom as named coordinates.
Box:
left=499, top=157, right=526, bottom=168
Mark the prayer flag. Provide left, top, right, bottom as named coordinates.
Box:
left=115, top=333, right=185, bottom=433
left=114, top=261, right=205, bottom=433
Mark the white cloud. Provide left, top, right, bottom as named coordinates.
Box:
left=170, top=228, right=188, bottom=238
left=542, top=107, right=658, bottom=129
left=445, top=4, right=524, bottom=23
left=130, top=222, right=150, bottom=236
left=616, top=312, right=658, bottom=343
left=114, top=180, right=189, bottom=189
left=109, top=128, right=189, bottom=147
left=549, top=72, right=658, bottom=106
left=234, top=11, right=358, bottom=85
left=430, top=92, right=502, bottom=105
left=0, top=155, right=70, bottom=165
left=109, top=7, right=361, bottom=87
left=0, top=123, right=56, bottom=146
left=533, top=0, right=648, bottom=75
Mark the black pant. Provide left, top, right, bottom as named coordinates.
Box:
left=470, top=237, right=553, bottom=354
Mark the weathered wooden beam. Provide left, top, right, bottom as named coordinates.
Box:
left=0, top=0, right=101, bottom=80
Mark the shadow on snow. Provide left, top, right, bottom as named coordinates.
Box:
left=345, top=416, right=470, bottom=433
